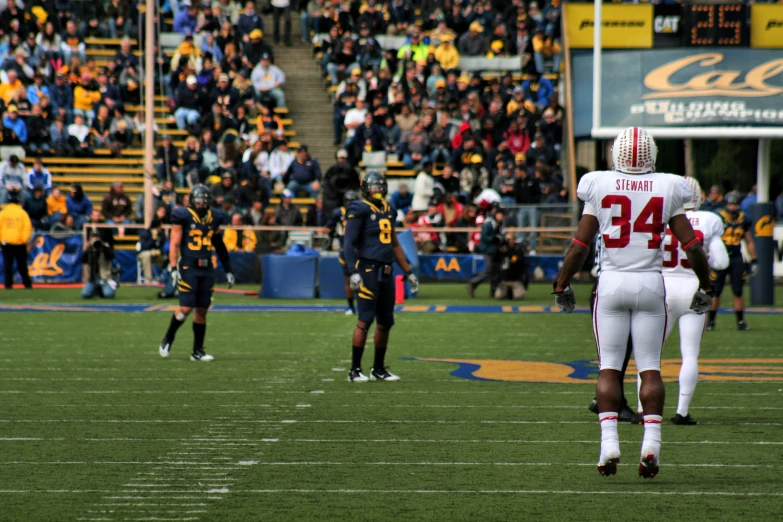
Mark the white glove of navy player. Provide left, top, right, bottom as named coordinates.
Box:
left=349, top=273, right=362, bottom=292
left=690, top=288, right=713, bottom=314
left=168, top=265, right=180, bottom=287
left=406, top=272, right=419, bottom=293
left=226, top=272, right=235, bottom=289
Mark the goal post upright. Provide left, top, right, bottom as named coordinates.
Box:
left=591, top=0, right=602, bottom=139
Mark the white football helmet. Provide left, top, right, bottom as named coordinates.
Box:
left=611, top=127, right=657, bottom=175
left=683, top=176, right=703, bottom=211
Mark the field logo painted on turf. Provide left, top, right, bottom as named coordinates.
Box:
left=412, top=358, right=783, bottom=383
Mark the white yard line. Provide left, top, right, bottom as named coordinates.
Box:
left=238, top=489, right=783, bottom=497
left=275, top=438, right=783, bottom=445
left=242, top=461, right=777, bottom=468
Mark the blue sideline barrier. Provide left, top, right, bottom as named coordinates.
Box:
left=318, top=255, right=347, bottom=299
left=260, top=254, right=318, bottom=298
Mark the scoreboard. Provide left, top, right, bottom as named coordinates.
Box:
left=684, top=5, right=748, bottom=47
left=656, top=4, right=750, bottom=47
left=566, top=3, right=783, bottom=49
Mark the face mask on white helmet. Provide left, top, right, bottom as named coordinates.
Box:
left=611, top=127, right=657, bottom=175
left=683, top=176, right=703, bottom=211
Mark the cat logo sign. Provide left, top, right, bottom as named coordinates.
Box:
left=434, top=257, right=461, bottom=272
left=413, top=357, right=783, bottom=383
left=653, top=15, right=680, bottom=34
left=755, top=216, right=775, bottom=237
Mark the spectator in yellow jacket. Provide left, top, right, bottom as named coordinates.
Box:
left=0, top=188, right=33, bottom=289
left=0, top=70, right=23, bottom=104
left=434, top=35, right=459, bottom=71
left=223, top=213, right=258, bottom=252
left=532, top=30, right=562, bottom=74
left=47, top=186, right=68, bottom=224
left=72, top=73, right=102, bottom=122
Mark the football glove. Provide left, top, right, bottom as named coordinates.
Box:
left=406, top=271, right=419, bottom=293
left=690, top=288, right=714, bottom=315
left=552, top=282, right=576, bottom=313
left=168, top=265, right=180, bottom=288
left=349, top=273, right=362, bottom=292
left=226, top=272, right=235, bottom=289
left=748, top=259, right=758, bottom=277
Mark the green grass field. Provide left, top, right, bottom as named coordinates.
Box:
left=1, top=283, right=782, bottom=521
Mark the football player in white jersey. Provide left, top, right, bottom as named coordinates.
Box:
left=553, top=127, right=713, bottom=479
left=660, top=176, right=729, bottom=425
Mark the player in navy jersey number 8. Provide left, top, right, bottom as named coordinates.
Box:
left=343, top=171, right=419, bottom=382
left=158, top=185, right=236, bottom=361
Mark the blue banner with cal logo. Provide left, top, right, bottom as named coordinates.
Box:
left=0, top=234, right=84, bottom=284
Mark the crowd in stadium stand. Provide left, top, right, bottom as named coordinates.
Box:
left=0, top=0, right=569, bottom=256
left=314, top=0, right=566, bottom=253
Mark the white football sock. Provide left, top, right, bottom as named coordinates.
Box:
left=642, top=415, right=662, bottom=457
left=677, top=356, right=698, bottom=416
left=599, top=412, right=620, bottom=458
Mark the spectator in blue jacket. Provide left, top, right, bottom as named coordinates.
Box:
left=284, top=145, right=322, bottom=197
left=174, top=2, right=199, bottom=34
left=390, top=183, right=413, bottom=215
left=66, top=183, right=93, bottom=229
left=26, top=157, right=52, bottom=193
left=741, top=186, right=756, bottom=216
left=3, top=105, right=27, bottom=143
left=50, top=72, right=74, bottom=123
left=26, top=73, right=50, bottom=104
left=237, top=1, right=265, bottom=41
left=521, top=72, right=554, bottom=110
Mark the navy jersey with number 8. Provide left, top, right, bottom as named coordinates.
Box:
left=344, top=198, right=397, bottom=267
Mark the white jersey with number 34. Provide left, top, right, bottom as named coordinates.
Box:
left=577, top=171, right=691, bottom=272
left=662, top=210, right=729, bottom=277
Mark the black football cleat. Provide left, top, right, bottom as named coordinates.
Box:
left=630, top=411, right=644, bottom=425
left=671, top=413, right=698, bottom=425
left=618, top=403, right=636, bottom=423
left=159, top=336, right=171, bottom=358
left=639, top=453, right=660, bottom=479
left=588, top=398, right=598, bottom=414
left=737, top=320, right=750, bottom=331
left=370, top=368, right=400, bottom=381
left=348, top=368, right=369, bottom=383
left=705, top=320, right=715, bottom=331
left=190, top=349, right=214, bottom=362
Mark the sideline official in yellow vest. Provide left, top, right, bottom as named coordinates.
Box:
left=0, top=188, right=33, bottom=289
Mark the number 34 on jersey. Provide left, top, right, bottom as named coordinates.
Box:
left=578, top=171, right=693, bottom=272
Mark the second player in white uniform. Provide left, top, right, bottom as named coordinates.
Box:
left=660, top=177, right=729, bottom=425
left=553, top=127, right=713, bottom=480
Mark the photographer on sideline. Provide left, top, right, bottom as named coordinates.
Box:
left=82, top=231, right=117, bottom=298
left=495, top=233, right=528, bottom=300
left=467, top=206, right=505, bottom=297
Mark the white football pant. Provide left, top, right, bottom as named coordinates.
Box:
left=593, top=271, right=666, bottom=373
left=664, top=276, right=705, bottom=416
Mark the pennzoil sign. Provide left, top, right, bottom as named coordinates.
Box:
left=571, top=49, right=783, bottom=136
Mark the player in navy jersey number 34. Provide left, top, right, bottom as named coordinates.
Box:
left=343, top=171, right=419, bottom=382
left=159, top=185, right=236, bottom=361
